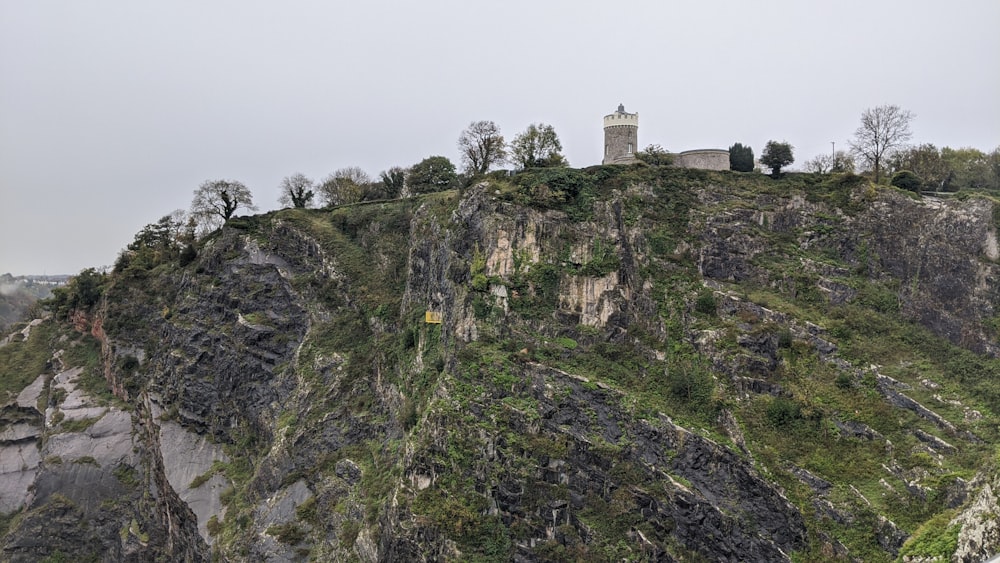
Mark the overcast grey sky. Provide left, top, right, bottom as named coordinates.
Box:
left=2, top=1, right=998, bottom=275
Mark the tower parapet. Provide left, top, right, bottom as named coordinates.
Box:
left=603, top=103, right=639, bottom=165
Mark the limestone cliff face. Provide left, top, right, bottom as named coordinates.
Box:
left=698, top=186, right=1000, bottom=355
left=2, top=171, right=999, bottom=561
left=0, top=320, right=205, bottom=562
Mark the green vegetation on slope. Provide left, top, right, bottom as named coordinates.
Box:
left=27, top=164, right=999, bottom=561
left=0, top=321, right=53, bottom=401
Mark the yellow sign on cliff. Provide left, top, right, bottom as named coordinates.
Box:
left=425, top=311, right=442, bottom=324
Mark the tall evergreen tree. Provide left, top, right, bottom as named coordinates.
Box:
left=729, top=143, right=755, bottom=172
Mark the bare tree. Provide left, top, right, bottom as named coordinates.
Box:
left=804, top=151, right=855, bottom=174
left=278, top=173, right=315, bottom=208
left=849, top=105, right=914, bottom=183
left=319, top=167, right=371, bottom=207
left=457, top=120, right=507, bottom=176
left=190, top=179, right=257, bottom=232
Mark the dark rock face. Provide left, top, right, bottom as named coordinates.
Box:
left=834, top=419, right=883, bottom=441
left=527, top=365, right=806, bottom=560
left=862, top=196, right=999, bottom=351
left=397, top=362, right=806, bottom=561
left=697, top=189, right=1000, bottom=356
left=4, top=178, right=999, bottom=561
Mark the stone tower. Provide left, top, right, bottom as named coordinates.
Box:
left=603, top=103, right=639, bottom=165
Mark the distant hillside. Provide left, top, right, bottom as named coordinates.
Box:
left=0, top=274, right=62, bottom=330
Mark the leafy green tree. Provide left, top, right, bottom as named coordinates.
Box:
left=190, top=179, right=257, bottom=232
left=114, top=212, right=195, bottom=274
left=45, top=268, right=107, bottom=319
left=887, top=144, right=946, bottom=191
left=278, top=173, right=315, bottom=208
left=458, top=120, right=507, bottom=176
left=510, top=123, right=566, bottom=169
left=635, top=144, right=673, bottom=166
left=407, top=156, right=457, bottom=194
left=989, top=147, right=1000, bottom=190
left=760, top=141, right=794, bottom=177
left=378, top=167, right=407, bottom=199
left=849, top=104, right=914, bottom=183
left=129, top=217, right=178, bottom=259
left=941, top=147, right=993, bottom=191
left=728, top=143, right=755, bottom=172
left=319, top=167, right=371, bottom=207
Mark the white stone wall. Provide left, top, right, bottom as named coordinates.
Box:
left=675, top=149, right=730, bottom=171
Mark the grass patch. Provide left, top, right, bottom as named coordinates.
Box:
left=898, top=511, right=960, bottom=559
left=0, top=319, right=54, bottom=401
left=267, top=522, right=308, bottom=545
left=58, top=416, right=101, bottom=433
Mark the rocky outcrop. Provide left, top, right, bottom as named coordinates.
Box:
left=697, top=186, right=1000, bottom=356
left=951, top=473, right=1000, bottom=563
left=0, top=326, right=205, bottom=562
left=522, top=364, right=805, bottom=560
left=156, top=418, right=229, bottom=544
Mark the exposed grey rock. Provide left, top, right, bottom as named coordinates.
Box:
left=158, top=420, right=229, bottom=544
left=920, top=378, right=941, bottom=390
left=45, top=410, right=135, bottom=467
left=15, top=374, right=46, bottom=409
left=813, top=498, right=854, bottom=525
left=834, top=419, right=883, bottom=441
left=0, top=423, right=40, bottom=443
left=817, top=277, right=857, bottom=305
left=525, top=364, right=806, bottom=560
left=254, top=480, right=314, bottom=562
left=734, top=376, right=787, bottom=398
left=0, top=441, right=40, bottom=513
left=875, top=515, right=908, bottom=556
left=942, top=476, right=971, bottom=509
left=256, top=479, right=312, bottom=528
left=912, top=428, right=956, bottom=454
left=952, top=476, right=1000, bottom=562
left=31, top=462, right=127, bottom=516
left=790, top=465, right=832, bottom=495
left=876, top=374, right=959, bottom=435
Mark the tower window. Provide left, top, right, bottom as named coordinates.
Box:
left=627, top=143, right=633, bottom=154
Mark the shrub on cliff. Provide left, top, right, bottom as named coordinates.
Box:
left=891, top=170, right=923, bottom=193
left=44, top=268, right=106, bottom=320
left=636, top=144, right=673, bottom=166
